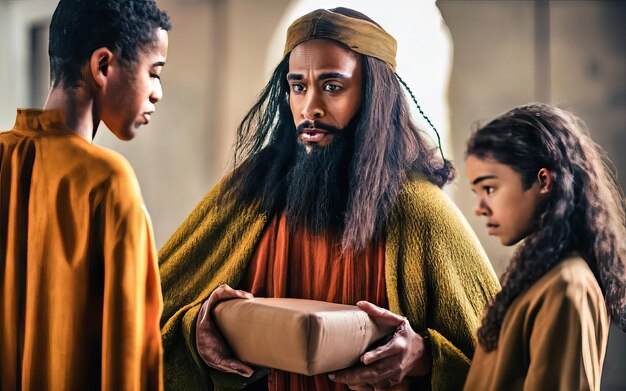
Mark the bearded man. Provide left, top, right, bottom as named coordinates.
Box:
left=160, top=8, right=499, bottom=391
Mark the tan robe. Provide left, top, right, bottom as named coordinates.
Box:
left=464, top=256, right=609, bottom=391
left=0, top=109, right=163, bottom=390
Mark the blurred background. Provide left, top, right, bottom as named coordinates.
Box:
left=0, top=0, right=624, bottom=387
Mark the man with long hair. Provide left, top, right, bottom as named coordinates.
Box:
left=160, top=8, right=499, bottom=391
left=0, top=0, right=170, bottom=389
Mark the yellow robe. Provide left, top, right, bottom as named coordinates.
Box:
left=464, top=256, right=609, bottom=391
left=0, top=109, right=163, bottom=390
left=159, top=171, right=501, bottom=390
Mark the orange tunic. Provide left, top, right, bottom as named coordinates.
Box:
left=241, top=214, right=387, bottom=391
left=0, top=109, right=163, bottom=390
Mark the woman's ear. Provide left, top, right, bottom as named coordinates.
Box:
left=89, top=47, right=114, bottom=88
left=537, top=168, right=553, bottom=194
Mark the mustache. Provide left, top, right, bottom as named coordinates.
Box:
left=286, top=128, right=350, bottom=234
left=296, top=120, right=341, bottom=134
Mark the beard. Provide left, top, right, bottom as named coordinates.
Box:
left=284, top=120, right=354, bottom=235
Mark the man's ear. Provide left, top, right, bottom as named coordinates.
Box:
left=89, top=48, right=114, bottom=88
left=537, top=168, right=553, bottom=194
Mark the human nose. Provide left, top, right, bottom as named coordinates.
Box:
left=301, top=89, right=324, bottom=120
left=474, top=197, right=490, bottom=217
left=150, top=79, right=163, bottom=104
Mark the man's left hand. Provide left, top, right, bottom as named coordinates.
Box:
left=327, top=301, right=432, bottom=390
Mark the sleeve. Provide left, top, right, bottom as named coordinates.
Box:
left=101, top=166, right=163, bottom=391
left=158, top=176, right=268, bottom=391
left=385, top=175, right=501, bottom=391
left=524, top=276, right=608, bottom=391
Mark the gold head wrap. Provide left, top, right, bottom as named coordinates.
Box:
left=283, top=9, right=398, bottom=72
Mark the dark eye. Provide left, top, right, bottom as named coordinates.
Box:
left=290, top=84, right=305, bottom=94
left=324, top=83, right=341, bottom=92
left=484, top=186, right=495, bottom=195
left=150, top=73, right=161, bottom=80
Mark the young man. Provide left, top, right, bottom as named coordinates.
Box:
left=0, top=1, right=170, bottom=389
left=160, top=8, right=499, bottom=391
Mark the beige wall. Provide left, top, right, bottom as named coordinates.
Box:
left=440, top=0, right=625, bottom=276
left=440, top=0, right=537, bottom=274
left=0, top=0, right=57, bottom=123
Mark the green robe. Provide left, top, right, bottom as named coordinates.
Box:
left=159, top=172, right=500, bottom=390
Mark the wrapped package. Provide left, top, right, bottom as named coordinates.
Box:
left=213, top=298, right=396, bottom=376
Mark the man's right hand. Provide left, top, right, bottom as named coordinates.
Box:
left=196, top=284, right=255, bottom=377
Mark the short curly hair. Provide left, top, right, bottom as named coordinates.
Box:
left=49, top=0, right=171, bottom=88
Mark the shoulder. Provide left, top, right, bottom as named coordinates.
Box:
left=527, top=255, right=605, bottom=308
left=535, top=256, right=600, bottom=293
left=40, top=134, right=137, bottom=181
left=80, top=141, right=135, bottom=175
left=399, top=171, right=444, bottom=200
left=517, top=255, right=610, bottom=344
left=395, top=171, right=467, bottom=227
left=391, top=171, right=493, bottom=265
left=0, top=130, right=21, bottom=140
left=8, top=131, right=142, bottom=196
left=67, top=140, right=144, bottom=205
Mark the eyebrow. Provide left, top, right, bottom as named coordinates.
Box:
left=319, top=72, right=348, bottom=80
left=152, top=61, right=166, bottom=67
left=286, top=72, right=349, bottom=81
left=471, top=175, right=497, bottom=185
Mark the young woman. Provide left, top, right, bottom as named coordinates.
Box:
left=463, top=103, right=626, bottom=391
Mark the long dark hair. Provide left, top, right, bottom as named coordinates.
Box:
left=223, top=8, right=453, bottom=253
left=466, top=103, right=626, bottom=351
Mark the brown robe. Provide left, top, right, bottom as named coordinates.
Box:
left=464, top=256, right=609, bottom=391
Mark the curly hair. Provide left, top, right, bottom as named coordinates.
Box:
left=224, top=7, right=453, bottom=253
left=49, top=0, right=171, bottom=88
left=466, top=103, right=626, bottom=351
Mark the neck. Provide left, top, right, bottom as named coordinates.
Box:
left=43, top=82, right=99, bottom=143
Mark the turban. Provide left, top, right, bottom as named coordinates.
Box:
left=284, top=9, right=398, bottom=72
